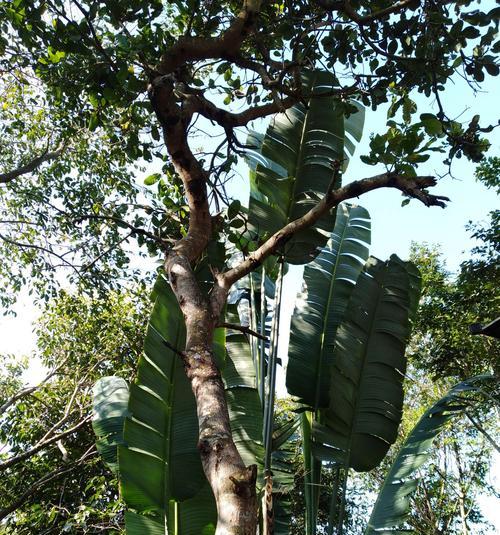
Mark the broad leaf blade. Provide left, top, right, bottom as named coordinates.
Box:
left=120, top=275, right=216, bottom=532
left=365, top=375, right=497, bottom=534
left=92, top=375, right=129, bottom=473
left=247, top=70, right=364, bottom=264
left=319, top=256, right=420, bottom=472
left=224, top=304, right=265, bottom=474
left=286, top=203, right=371, bottom=409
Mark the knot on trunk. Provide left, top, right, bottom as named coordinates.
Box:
left=229, top=464, right=257, bottom=498
left=183, top=346, right=221, bottom=381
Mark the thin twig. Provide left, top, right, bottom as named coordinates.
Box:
left=219, top=322, right=268, bottom=341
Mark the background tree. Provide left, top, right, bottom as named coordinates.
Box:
left=0, top=289, right=148, bottom=533
left=1, top=0, right=499, bottom=532
left=408, top=156, right=499, bottom=379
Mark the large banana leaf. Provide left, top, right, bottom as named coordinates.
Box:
left=224, top=304, right=264, bottom=471
left=285, top=203, right=370, bottom=534
left=119, top=274, right=216, bottom=533
left=125, top=484, right=217, bottom=535
left=313, top=256, right=421, bottom=472
left=365, top=375, right=498, bottom=534
left=286, top=203, right=371, bottom=409
left=272, top=415, right=301, bottom=535
left=246, top=70, right=365, bottom=265
left=92, top=376, right=129, bottom=474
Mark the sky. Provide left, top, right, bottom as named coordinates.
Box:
left=0, top=48, right=499, bottom=530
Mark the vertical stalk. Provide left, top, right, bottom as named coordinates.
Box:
left=168, top=500, right=178, bottom=534
left=301, top=411, right=315, bottom=535
left=337, top=467, right=348, bottom=535
left=249, top=272, right=260, bottom=388
left=259, top=266, right=267, bottom=405
left=263, top=262, right=284, bottom=473
left=326, top=466, right=341, bottom=535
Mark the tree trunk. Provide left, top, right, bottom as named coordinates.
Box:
left=166, top=253, right=258, bottom=534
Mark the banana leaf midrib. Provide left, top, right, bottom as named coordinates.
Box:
left=313, top=213, right=352, bottom=411
left=343, top=274, right=386, bottom=470
left=290, top=71, right=318, bottom=217
left=164, top=311, right=182, bottom=525
left=265, top=71, right=339, bottom=233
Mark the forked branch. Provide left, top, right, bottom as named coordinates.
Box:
left=218, top=173, right=448, bottom=290
left=158, top=0, right=263, bottom=74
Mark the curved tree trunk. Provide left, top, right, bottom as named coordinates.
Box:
left=165, top=252, right=258, bottom=533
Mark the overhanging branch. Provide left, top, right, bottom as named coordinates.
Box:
left=158, top=0, right=263, bottom=74
left=218, top=173, right=449, bottom=289
left=183, top=90, right=296, bottom=128
left=0, top=144, right=65, bottom=184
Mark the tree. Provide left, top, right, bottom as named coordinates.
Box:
left=409, top=157, right=499, bottom=379
left=0, top=289, right=148, bottom=533
left=1, top=1, right=499, bottom=532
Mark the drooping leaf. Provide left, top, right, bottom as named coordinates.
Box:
left=314, top=256, right=421, bottom=472
left=120, top=274, right=216, bottom=533
left=91, top=375, right=129, bottom=474
left=224, top=305, right=264, bottom=470
left=365, top=375, right=498, bottom=534
left=246, top=70, right=365, bottom=264
left=286, top=203, right=371, bottom=409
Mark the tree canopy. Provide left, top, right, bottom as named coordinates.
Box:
left=1, top=1, right=499, bottom=533
left=1, top=0, right=498, bottom=305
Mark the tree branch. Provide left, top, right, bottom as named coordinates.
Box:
left=465, top=411, right=500, bottom=454
left=0, top=360, right=66, bottom=415
left=183, top=90, right=296, bottom=128
left=72, top=214, right=164, bottom=245
left=0, top=144, right=65, bottom=184
left=219, top=322, right=268, bottom=341
left=217, top=173, right=448, bottom=290
left=316, top=0, right=428, bottom=25
left=149, top=78, right=212, bottom=263
left=0, top=416, right=91, bottom=471
left=158, top=0, right=263, bottom=74
left=0, top=446, right=96, bottom=521
left=0, top=232, right=82, bottom=275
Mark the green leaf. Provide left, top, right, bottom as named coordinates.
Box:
left=88, top=113, right=99, bottom=131
left=144, top=173, right=161, bottom=186
left=462, top=26, right=480, bottom=39
left=286, top=204, right=371, bottom=409
left=227, top=199, right=241, bottom=220
left=91, top=376, right=129, bottom=474
left=365, top=375, right=498, bottom=534
left=120, top=275, right=216, bottom=531
left=315, top=256, right=421, bottom=472
left=223, top=306, right=264, bottom=472
left=246, top=70, right=365, bottom=264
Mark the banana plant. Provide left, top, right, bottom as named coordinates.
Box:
left=285, top=202, right=371, bottom=533
left=286, top=203, right=371, bottom=410
left=118, top=274, right=216, bottom=534
left=322, top=255, right=421, bottom=534
left=284, top=201, right=421, bottom=534
left=365, top=375, right=498, bottom=534
left=92, top=274, right=263, bottom=534
left=244, top=70, right=366, bottom=532
left=245, top=69, right=365, bottom=265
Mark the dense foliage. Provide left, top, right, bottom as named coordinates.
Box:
left=0, top=290, right=149, bottom=533
left=1, top=0, right=499, bottom=533
left=409, top=157, right=499, bottom=379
